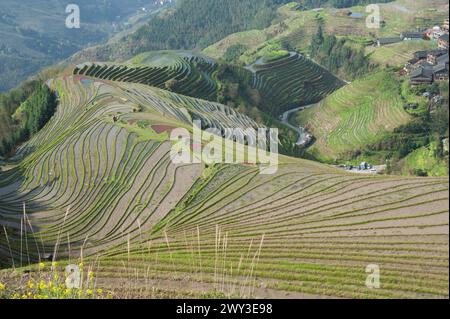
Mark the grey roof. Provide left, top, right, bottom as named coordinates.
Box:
left=437, top=53, right=449, bottom=64
left=410, top=67, right=433, bottom=79
left=439, top=34, right=449, bottom=42
left=348, top=12, right=364, bottom=18
left=416, top=60, right=433, bottom=69
left=434, top=63, right=449, bottom=74
left=413, top=50, right=448, bottom=62
left=414, top=50, right=428, bottom=59
left=377, top=37, right=401, bottom=45
left=401, top=32, right=424, bottom=39
left=427, top=49, right=448, bottom=57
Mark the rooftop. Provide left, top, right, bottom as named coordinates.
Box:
left=439, top=34, right=449, bottom=42
left=437, top=53, right=449, bottom=64
left=401, top=32, right=424, bottom=39
left=377, top=37, right=401, bottom=45
left=411, top=67, right=433, bottom=79
left=348, top=12, right=364, bottom=19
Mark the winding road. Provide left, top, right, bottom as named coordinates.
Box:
left=280, top=104, right=315, bottom=146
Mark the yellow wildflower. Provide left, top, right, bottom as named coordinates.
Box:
left=39, top=262, right=45, bottom=269
left=21, top=294, right=28, bottom=299
left=39, top=280, right=47, bottom=290
left=96, top=289, right=103, bottom=295
left=54, top=273, right=59, bottom=281
left=0, top=282, right=5, bottom=290
left=88, top=271, right=94, bottom=281
left=86, top=289, right=93, bottom=296
left=27, top=280, right=34, bottom=289
left=106, top=293, right=113, bottom=299
left=51, top=261, right=58, bottom=268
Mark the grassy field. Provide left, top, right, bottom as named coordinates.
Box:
left=294, top=71, right=411, bottom=162
left=203, top=30, right=267, bottom=61
left=401, top=142, right=449, bottom=176
left=367, top=41, right=438, bottom=67
left=0, top=70, right=448, bottom=299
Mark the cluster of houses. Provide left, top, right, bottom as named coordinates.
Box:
left=406, top=49, right=449, bottom=84
left=334, top=162, right=381, bottom=174
left=376, top=19, right=450, bottom=85
left=376, top=19, right=449, bottom=50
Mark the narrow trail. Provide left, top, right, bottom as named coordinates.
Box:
left=280, top=104, right=315, bottom=146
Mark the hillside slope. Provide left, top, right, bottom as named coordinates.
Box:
left=0, top=73, right=448, bottom=299
left=73, top=51, right=344, bottom=117
left=202, top=0, right=448, bottom=67
left=247, top=52, right=345, bottom=114
left=74, top=51, right=220, bottom=102
left=295, top=71, right=411, bottom=162
left=0, top=0, right=169, bottom=92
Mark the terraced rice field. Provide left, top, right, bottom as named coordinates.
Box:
left=74, top=50, right=344, bottom=118
left=74, top=52, right=219, bottom=102
left=0, top=73, right=448, bottom=299
left=248, top=53, right=345, bottom=115
left=295, top=71, right=411, bottom=162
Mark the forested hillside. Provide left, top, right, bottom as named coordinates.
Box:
left=125, top=0, right=291, bottom=54
left=309, top=26, right=375, bottom=80
left=70, top=0, right=393, bottom=65
left=0, top=81, right=57, bottom=156
left=126, top=0, right=394, bottom=53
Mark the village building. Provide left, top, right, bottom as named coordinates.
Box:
left=410, top=66, right=434, bottom=84
left=438, top=34, right=449, bottom=49
left=443, top=19, right=449, bottom=33
left=426, top=26, right=444, bottom=40
left=401, top=32, right=424, bottom=41
left=405, top=49, right=448, bottom=75
left=414, top=50, right=429, bottom=60
left=347, top=11, right=364, bottom=19
left=427, top=50, right=448, bottom=65
left=434, top=63, right=449, bottom=81
left=409, top=53, right=448, bottom=84
left=376, top=37, right=402, bottom=47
